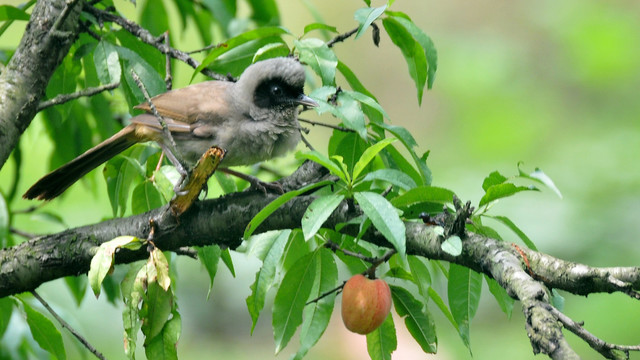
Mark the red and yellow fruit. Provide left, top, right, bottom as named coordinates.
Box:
left=341, top=274, right=392, bottom=334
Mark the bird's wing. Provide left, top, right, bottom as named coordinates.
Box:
left=133, top=81, right=233, bottom=125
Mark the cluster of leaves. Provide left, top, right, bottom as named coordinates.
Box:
left=0, top=0, right=562, bottom=360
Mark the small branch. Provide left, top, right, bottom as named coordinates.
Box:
left=326, top=27, right=359, bottom=48
left=306, top=281, right=346, bottom=305
left=175, top=247, right=198, bottom=259
left=50, top=0, right=82, bottom=34
left=298, top=118, right=355, bottom=133
left=37, top=82, right=120, bottom=111
left=162, top=32, right=172, bottom=90
left=546, top=304, right=640, bottom=359
left=10, top=227, right=37, bottom=240
left=324, top=240, right=378, bottom=263
left=31, top=291, right=108, bottom=360
left=83, top=5, right=226, bottom=81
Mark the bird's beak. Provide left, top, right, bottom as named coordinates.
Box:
left=296, top=94, right=319, bottom=108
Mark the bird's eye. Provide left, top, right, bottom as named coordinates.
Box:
left=270, top=85, right=283, bottom=97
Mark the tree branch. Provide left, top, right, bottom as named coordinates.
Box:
left=37, top=82, right=120, bottom=111
left=0, top=0, right=83, bottom=168
left=82, top=4, right=227, bottom=81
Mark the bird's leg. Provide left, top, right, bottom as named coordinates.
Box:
left=220, top=168, right=284, bottom=194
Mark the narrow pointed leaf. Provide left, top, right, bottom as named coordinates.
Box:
left=21, top=300, right=66, bottom=360
left=302, top=194, right=345, bottom=240
left=293, top=249, right=338, bottom=359
left=352, top=138, right=396, bottom=180
left=272, top=252, right=317, bottom=354
left=390, top=285, right=437, bottom=353
left=354, top=191, right=406, bottom=257
left=448, top=264, right=482, bottom=352
left=246, top=230, right=290, bottom=333
left=366, top=314, right=397, bottom=360
left=354, top=5, right=388, bottom=39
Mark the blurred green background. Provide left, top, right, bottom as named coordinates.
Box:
left=1, top=0, right=640, bottom=359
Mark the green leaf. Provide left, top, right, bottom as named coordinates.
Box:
left=210, top=37, right=289, bottom=77
left=354, top=192, right=406, bottom=257
left=336, top=61, right=383, bottom=126
left=272, top=252, right=317, bottom=354
left=294, top=38, right=338, bottom=86
left=551, top=289, right=565, bottom=311
left=119, top=45, right=167, bottom=107
left=294, top=249, right=338, bottom=360
left=387, top=13, right=438, bottom=88
left=142, top=281, right=173, bottom=344
left=244, top=180, right=333, bottom=238
left=302, top=194, right=345, bottom=240
left=354, top=5, right=388, bottom=39
left=427, top=287, right=458, bottom=331
left=489, top=215, right=538, bottom=251
left=195, top=27, right=290, bottom=78
left=448, top=264, right=482, bottom=352
left=328, top=130, right=368, bottom=172
left=374, top=123, right=432, bottom=185
left=366, top=314, right=397, bottom=360
left=518, top=165, right=563, bottom=199
left=197, top=245, right=221, bottom=299
left=132, top=180, right=164, bottom=215
left=122, top=263, right=146, bottom=359
left=0, top=297, right=13, bottom=338
left=391, top=186, right=454, bottom=208
left=362, top=169, right=416, bottom=191
left=104, top=155, right=142, bottom=217
left=390, top=285, right=437, bottom=353
left=482, top=171, right=507, bottom=191
left=479, top=183, right=537, bottom=208
left=342, top=89, right=390, bottom=120
left=485, top=276, right=514, bottom=318
left=332, top=91, right=368, bottom=139
left=247, top=0, right=280, bottom=25
left=353, top=138, right=396, bottom=180
left=303, top=23, right=338, bottom=35
left=140, top=0, right=169, bottom=36
left=297, top=150, right=348, bottom=183
left=221, top=248, right=236, bottom=277
left=21, top=300, right=66, bottom=360
left=150, top=248, right=171, bottom=291
left=144, top=311, right=181, bottom=360
left=441, top=236, right=462, bottom=256
left=88, top=236, right=140, bottom=297
left=246, top=230, right=290, bottom=334
left=0, top=5, right=30, bottom=21
left=93, top=40, right=121, bottom=85
left=64, top=276, right=87, bottom=307
left=382, top=17, right=428, bottom=104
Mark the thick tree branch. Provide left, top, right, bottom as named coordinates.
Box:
left=0, top=0, right=83, bottom=167
left=1, top=162, right=638, bottom=359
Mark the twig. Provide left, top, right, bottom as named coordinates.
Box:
left=326, top=27, right=359, bottom=48
left=38, top=82, right=120, bottom=111
left=546, top=304, right=640, bottom=359
left=186, top=42, right=227, bottom=55
left=298, top=118, right=355, bottom=133
left=175, top=247, right=198, bottom=259
left=10, top=227, right=37, bottom=240
left=50, top=0, right=82, bottom=34
left=31, top=291, right=108, bottom=360
left=162, top=32, right=172, bottom=90
left=130, top=70, right=184, bottom=176
left=83, top=4, right=227, bottom=81
left=300, top=134, right=315, bottom=151
left=306, top=281, right=346, bottom=305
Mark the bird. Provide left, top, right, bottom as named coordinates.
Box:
left=23, top=57, right=318, bottom=200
